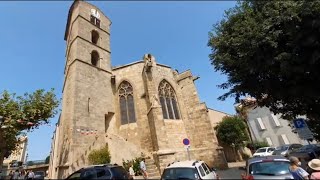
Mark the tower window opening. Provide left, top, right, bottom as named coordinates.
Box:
left=91, top=51, right=99, bottom=67
left=90, top=15, right=101, bottom=28
left=91, top=30, right=99, bottom=45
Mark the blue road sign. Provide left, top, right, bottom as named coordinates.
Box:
left=183, top=138, right=190, bottom=146
left=293, top=118, right=306, bottom=129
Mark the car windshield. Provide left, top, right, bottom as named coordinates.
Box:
left=162, top=168, right=199, bottom=180
left=249, top=161, right=290, bottom=176
left=296, top=145, right=316, bottom=152
left=256, top=148, right=267, bottom=153
left=66, top=172, right=81, bottom=179
left=34, top=171, right=45, bottom=176
left=275, top=145, right=289, bottom=151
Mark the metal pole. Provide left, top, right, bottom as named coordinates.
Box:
left=187, top=146, right=191, bottom=160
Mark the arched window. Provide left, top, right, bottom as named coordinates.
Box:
left=158, top=80, right=180, bottom=119
left=91, top=51, right=99, bottom=67
left=91, top=30, right=99, bottom=45
left=119, top=81, right=136, bottom=125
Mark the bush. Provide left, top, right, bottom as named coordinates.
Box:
left=88, top=145, right=111, bottom=165
left=122, top=157, right=143, bottom=176
left=250, top=141, right=269, bottom=150
left=241, top=153, right=251, bottom=160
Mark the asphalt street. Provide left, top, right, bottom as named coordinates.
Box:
left=217, top=167, right=244, bottom=179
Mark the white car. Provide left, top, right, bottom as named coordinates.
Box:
left=161, top=160, right=218, bottom=180
left=253, top=147, right=275, bottom=157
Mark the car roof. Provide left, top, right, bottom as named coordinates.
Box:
left=80, top=164, right=120, bottom=170
left=248, top=155, right=289, bottom=164
left=257, top=147, right=272, bottom=149
left=165, top=160, right=204, bottom=168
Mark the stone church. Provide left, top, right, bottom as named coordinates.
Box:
left=48, top=0, right=227, bottom=178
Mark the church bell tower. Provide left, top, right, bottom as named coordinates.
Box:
left=57, top=0, right=114, bottom=176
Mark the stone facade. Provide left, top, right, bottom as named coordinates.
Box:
left=48, top=1, right=227, bottom=178
left=3, top=136, right=28, bottom=165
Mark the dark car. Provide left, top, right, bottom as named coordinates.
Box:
left=34, top=171, right=45, bottom=180
left=289, top=144, right=320, bottom=168
left=272, top=144, right=303, bottom=157
left=65, top=164, right=130, bottom=179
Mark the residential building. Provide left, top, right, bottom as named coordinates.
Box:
left=237, top=98, right=304, bottom=147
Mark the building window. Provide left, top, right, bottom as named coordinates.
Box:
left=91, top=51, right=99, bottom=67
left=90, top=15, right=100, bottom=28
left=158, top=80, right=180, bottom=120
left=256, top=117, right=266, bottom=130
left=265, top=137, right=273, bottom=146
left=271, top=114, right=281, bottom=127
left=91, top=30, right=99, bottom=45
left=119, top=81, right=136, bottom=125
left=280, top=134, right=290, bottom=145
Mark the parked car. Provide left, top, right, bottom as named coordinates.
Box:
left=65, top=164, right=129, bottom=179
left=34, top=171, right=45, bottom=180
left=161, top=160, right=218, bottom=180
left=240, top=155, right=293, bottom=179
left=253, top=147, right=275, bottom=157
left=272, top=144, right=303, bottom=157
left=289, top=144, right=320, bottom=163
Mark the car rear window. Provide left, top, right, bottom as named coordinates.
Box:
left=162, top=168, right=199, bottom=180
left=256, top=148, right=267, bottom=153
left=249, top=161, right=290, bottom=176
left=275, top=145, right=289, bottom=151
left=110, top=166, right=127, bottom=178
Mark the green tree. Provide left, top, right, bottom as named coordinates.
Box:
left=45, top=155, right=50, bottom=164
left=88, top=145, right=111, bottom=165
left=0, top=89, right=59, bottom=169
left=208, top=1, right=320, bottom=140
left=215, top=116, right=249, bottom=148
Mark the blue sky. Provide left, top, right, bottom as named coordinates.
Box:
left=0, top=1, right=237, bottom=160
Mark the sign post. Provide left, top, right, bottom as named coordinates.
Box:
left=293, top=118, right=313, bottom=144
left=183, top=138, right=191, bottom=160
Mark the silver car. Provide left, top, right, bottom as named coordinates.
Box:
left=241, top=156, right=293, bottom=179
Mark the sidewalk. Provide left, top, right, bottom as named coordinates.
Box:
left=133, top=175, right=160, bottom=179
left=228, top=161, right=245, bottom=168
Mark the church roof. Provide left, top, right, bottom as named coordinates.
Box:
left=112, top=60, right=171, bottom=70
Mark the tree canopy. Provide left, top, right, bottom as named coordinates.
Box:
left=0, top=89, right=59, bottom=168
left=208, top=0, right=320, bottom=140
left=215, top=116, right=249, bottom=148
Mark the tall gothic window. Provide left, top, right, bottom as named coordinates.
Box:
left=119, top=81, right=136, bottom=125
left=158, top=80, right=180, bottom=119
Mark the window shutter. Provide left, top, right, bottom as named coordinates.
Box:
left=265, top=137, right=273, bottom=146
left=271, top=114, right=281, bottom=127
left=257, top=117, right=266, bottom=130
left=280, top=134, right=290, bottom=144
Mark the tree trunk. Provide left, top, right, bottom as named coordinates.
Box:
left=0, top=150, right=4, bottom=173
left=0, top=130, right=7, bottom=173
